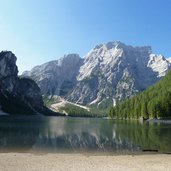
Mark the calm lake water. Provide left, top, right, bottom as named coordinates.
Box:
left=0, top=116, right=171, bottom=154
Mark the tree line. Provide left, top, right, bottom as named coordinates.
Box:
left=109, top=71, right=171, bottom=119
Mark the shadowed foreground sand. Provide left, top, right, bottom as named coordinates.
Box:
left=0, top=153, right=171, bottom=171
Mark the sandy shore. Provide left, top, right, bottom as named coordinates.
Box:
left=0, top=153, right=170, bottom=171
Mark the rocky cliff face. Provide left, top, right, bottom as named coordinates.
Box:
left=67, top=42, right=171, bottom=105
left=0, top=51, right=58, bottom=115
left=23, top=54, right=83, bottom=97
left=23, top=41, right=171, bottom=107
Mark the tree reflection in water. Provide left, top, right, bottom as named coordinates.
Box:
left=0, top=116, right=170, bottom=153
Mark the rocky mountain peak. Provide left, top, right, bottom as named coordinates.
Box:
left=167, top=57, right=171, bottom=63
left=77, top=42, right=152, bottom=82
left=0, top=51, right=58, bottom=115
left=22, top=53, right=83, bottom=96
left=147, top=54, right=171, bottom=77
left=0, top=51, right=18, bottom=78
left=58, top=53, right=81, bottom=66
left=93, top=41, right=123, bottom=50
left=68, top=42, right=170, bottom=105
left=22, top=41, right=171, bottom=107
left=93, top=41, right=151, bottom=52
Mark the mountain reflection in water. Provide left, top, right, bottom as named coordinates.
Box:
left=0, top=116, right=170, bottom=153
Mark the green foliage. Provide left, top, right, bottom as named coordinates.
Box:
left=115, top=120, right=171, bottom=152
left=0, top=91, right=35, bottom=115
left=109, top=71, right=171, bottom=119
left=43, top=96, right=60, bottom=107
left=97, top=98, right=113, bottom=110
left=61, top=103, right=107, bottom=117
left=43, top=96, right=110, bottom=117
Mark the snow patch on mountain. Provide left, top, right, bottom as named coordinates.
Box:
left=148, top=54, right=171, bottom=77
left=167, top=57, right=171, bottom=63
left=77, top=42, right=123, bottom=81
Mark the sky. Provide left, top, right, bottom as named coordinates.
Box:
left=0, top=0, right=171, bottom=73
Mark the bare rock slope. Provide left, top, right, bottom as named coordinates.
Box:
left=23, top=41, right=171, bottom=108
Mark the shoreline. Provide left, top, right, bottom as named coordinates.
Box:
left=146, top=118, right=171, bottom=124
left=0, top=152, right=170, bottom=171
left=1, top=113, right=171, bottom=125
left=104, top=117, right=171, bottom=124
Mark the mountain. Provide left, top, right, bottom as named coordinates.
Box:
left=0, top=51, right=61, bottom=116
left=23, top=54, right=83, bottom=96
left=22, top=41, right=171, bottom=111
left=67, top=42, right=170, bottom=105
left=109, top=70, right=171, bottom=119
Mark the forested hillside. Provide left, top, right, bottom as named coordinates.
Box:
left=109, top=71, right=171, bottom=119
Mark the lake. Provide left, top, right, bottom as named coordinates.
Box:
left=0, top=116, right=171, bottom=154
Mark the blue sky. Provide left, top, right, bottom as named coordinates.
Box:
left=0, top=0, right=171, bottom=73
